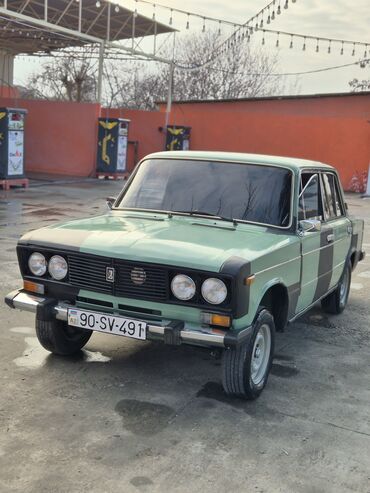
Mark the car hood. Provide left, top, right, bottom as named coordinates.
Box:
left=19, top=212, right=294, bottom=272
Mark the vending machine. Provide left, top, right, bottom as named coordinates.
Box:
left=96, top=118, right=130, bottom=178
left=165, top=125, right=191, bottom=151
left=0, top=108, right=27, bottom=181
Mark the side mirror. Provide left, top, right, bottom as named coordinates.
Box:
left=299, top=218, right=321, bottom=233
left=106, top=196, right=116, bottom=210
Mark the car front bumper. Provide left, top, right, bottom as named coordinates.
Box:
left=5, top=289, right=252, bottom=349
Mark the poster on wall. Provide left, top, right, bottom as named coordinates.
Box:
left=8, top=131, right=24, bottom=176
left=117, top=135, right=127, bottom=171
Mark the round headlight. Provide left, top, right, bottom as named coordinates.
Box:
left=48, top=255, right=68, bottom=280
left=171, top=274, right=196, bottom=301
left=201, top=278, right=227, bottom=305
left=28, top=252, right=47, bottom=276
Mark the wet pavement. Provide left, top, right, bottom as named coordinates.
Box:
left=0, top=181, right=369, bottom=493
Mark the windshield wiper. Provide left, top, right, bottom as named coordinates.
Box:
left=170, top=210, right=238, bottom=226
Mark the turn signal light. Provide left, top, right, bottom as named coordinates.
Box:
left=23, top=280, right=45, bottom=295
left=201, top=312, right=231, bottom=328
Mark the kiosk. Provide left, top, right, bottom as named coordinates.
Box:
left=96, top=118, right=130, bottom=179
left=0, top=107, right=28, bottom=190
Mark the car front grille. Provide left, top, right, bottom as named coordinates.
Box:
left=68, top=253, right=169, bottom=300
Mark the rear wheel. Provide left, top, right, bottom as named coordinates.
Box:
left=36, top=317, right=92, bottom=355
left=222, top=309, right=275, bottom=400
left=321, top=262, right=351, bottom=315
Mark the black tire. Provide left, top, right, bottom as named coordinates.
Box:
left=321, top=262, right=351, bottom=315
left=221, top=309, right=275, bottom=400
left=36, top=317, right=92, bottom=355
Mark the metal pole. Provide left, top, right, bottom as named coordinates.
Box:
left=78, top=0, right=82, bottom=32
left=363, top=162, right=370, bottom=198
left=164, top=33, right=176, bottom=129
left=97, top=42, right=104, bottom=103
left=106, top=2, right=111, bottom=42
left=44, top=0, right=48, bottom=21
left=165, top=61, right=174, bottom=129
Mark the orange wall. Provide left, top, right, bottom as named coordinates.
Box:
left=101, top=108, right=166, bottom=172
left=0, top=94, right=368, bottom=189
left=0, top=97, right=100, bottom=177
left=163, top=95, right=370, bottom=190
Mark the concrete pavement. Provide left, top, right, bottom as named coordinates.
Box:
left=0, top=181, right=369, bottom=493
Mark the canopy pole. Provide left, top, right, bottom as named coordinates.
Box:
left=97, top=42, right=105, bottom=103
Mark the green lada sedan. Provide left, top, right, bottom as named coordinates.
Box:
left=5, top=151, right=365, bottom=399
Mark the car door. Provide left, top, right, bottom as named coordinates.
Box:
left=320, top=172, right=351, bottom=289
left=296, top=171, right=325, bottom=313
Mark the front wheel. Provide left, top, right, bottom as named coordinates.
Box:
left=321, top=262, right=351, bottom=315
left=222, top=309, right=275, bottom=400
left=36, top=317, right=92, bottom=355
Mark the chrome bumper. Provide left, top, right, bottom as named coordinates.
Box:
left=5, top=290, right=251, bottom=348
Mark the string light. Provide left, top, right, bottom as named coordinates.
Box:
left=302, top=36, right=306, bottom=51
left=316, top=38, right=319, bottom=52
left=328, top=40, right=331, bottom=54
left=284, top=0, right=288, bottom=9
left=276, top=31, right=279, bottom=47
left=114, top=4, right=119, bottom=13
left=277, top=1, right=281, bottom=15
left=169, top=9, right=173, bottom=25
left=289, top=34, right=293, bottom=48
left=218, top=20, right=221, bottom=36
left=341, top=41, right=344, bottom=55
left=186, top=13, right=189, bottom=29
left=202, top=17, right=206, bottom=32
left=152, top=3, right=155, bottom=20
left=352, top=43, right=355, bottom=56
left=134, top=0, right=138, bottom=17
left=95, top=0, right=101, bottom=8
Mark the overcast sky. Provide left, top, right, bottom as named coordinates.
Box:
left=14, top=0, right=370, bottom=95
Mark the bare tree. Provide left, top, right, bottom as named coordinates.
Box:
left=103, top=30, right=285, bottom=108
left=349, top=78, right=370, bottom=92
left=25, top=30, right=285, bottom=107
left=26, top=47, right=98, bottom=102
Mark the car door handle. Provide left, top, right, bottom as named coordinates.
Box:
left=327, top=234, right=334, bottom=243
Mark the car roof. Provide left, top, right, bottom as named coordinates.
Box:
left=144, top=151, right=335, bottom=172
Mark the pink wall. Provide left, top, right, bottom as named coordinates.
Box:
left=0, top=97, right=100, bottom=177
left=161, top=94, right=370, bottom=190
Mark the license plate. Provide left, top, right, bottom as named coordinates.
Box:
left=68, top=308, right=147, bottom=340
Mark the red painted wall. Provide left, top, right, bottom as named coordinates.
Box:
left=0, top=93, right=368, bottom=189
left=161, top=94, right=370, bottom=190
left=101, top=108, right=166, bottom=172
left=0, top=97, right=100, bottom=177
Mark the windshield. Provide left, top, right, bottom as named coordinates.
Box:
left=117, top=159, right=292, bottom=227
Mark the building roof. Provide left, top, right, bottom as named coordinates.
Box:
left=157, top=91, right=370, bottom=106
left=0, top=0, right=174, bottom=54
left=144, top=151, right=334, bottom=172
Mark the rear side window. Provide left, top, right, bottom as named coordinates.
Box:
left=298, top=173, right=323, bottom=220
left=322, top=173, right=344, bottom=219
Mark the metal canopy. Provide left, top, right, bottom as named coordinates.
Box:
left=0, top=0, right=175, bottom=54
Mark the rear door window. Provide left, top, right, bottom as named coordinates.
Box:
left=321, top=173, right=344, bottom=220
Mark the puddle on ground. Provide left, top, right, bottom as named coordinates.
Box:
left=271, top=363, right=300, bottom=378
left=14, top=336, right=48, bottom=369
left=115, top=399, right=174, bottom=436
left=10, top=326, right=34, bottom=335
left=196, top=381, right=281, bottom=420
left=130, top=476, right=154, bottom=488
left=83, top=350, right=111, bottom=363
left=13, top=335, right=111, bottom=369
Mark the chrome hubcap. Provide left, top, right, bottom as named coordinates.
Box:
left=251, top=324, right=271, bottom=385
